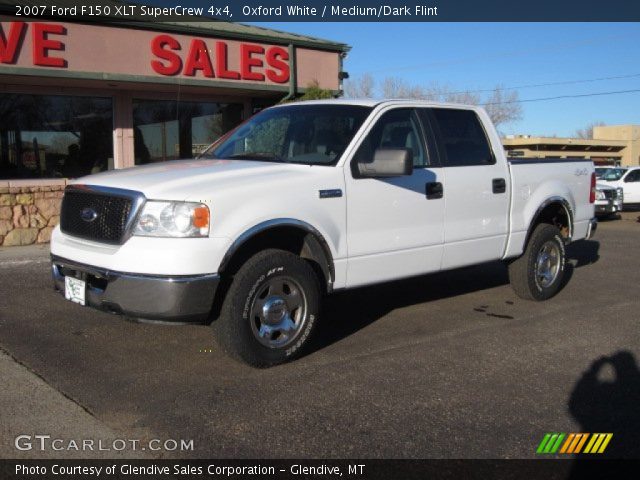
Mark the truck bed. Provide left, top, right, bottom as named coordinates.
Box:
left=504, top=158, right=594, bottom=259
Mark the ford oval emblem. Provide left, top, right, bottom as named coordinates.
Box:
left=80, top=207, right=98, bottom=223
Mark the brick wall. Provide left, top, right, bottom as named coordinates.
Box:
left=0, top=185, right=64, bottom=246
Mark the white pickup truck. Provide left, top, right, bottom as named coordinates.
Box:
left=51, top=100, right=597, bottom=366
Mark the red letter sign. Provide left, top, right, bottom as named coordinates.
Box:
left=150, top=34, right=182, bottom=76
left=265, top=47, right=290, bottom=84
left=240, top=44, right=265, bottom=81
left=0, top=21, right=27, bottom=64
left=183, top=39, right=214, bottom=77
left=215, top=41, right=240, bottom=80
left=32, top=23, right=66, bottom=68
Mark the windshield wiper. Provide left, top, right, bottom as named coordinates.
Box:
left=225, top=152, right=284, bottom=162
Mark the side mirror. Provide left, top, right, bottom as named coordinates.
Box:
left=358, top=148, right=413, bottom=178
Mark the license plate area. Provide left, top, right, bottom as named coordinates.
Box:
left=65, top=276, right=86, bottom=306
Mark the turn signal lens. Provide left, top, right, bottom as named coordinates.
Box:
left=193, top=206, right=210, bottom=229
left=589, top=172, right=596, bottom=204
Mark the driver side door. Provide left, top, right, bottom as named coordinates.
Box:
left=345, top=108, right=445, bottom=288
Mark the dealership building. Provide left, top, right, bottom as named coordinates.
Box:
left=0, top=4, right=348, bottom=246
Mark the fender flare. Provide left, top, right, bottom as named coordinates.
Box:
left=218, top=218, right=335, bottom=288
left=526, top=196, right=574, bottom=244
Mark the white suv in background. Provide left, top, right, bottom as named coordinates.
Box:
left=600, top=167, right=640, bottom=208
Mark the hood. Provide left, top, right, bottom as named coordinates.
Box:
left=70, top=159, right=327, bottom=200
left=596, top=182, right=617, bottom=191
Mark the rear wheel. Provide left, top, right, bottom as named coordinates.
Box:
left=508, top=223, right=566, bottom=301
left=212, top=249, right=321, bottom=367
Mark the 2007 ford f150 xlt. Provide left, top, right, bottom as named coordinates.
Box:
left=51, top=100, right=597, bottom=366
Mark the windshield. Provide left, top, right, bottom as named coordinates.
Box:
left=201, top=104, right=372, bottom=165
left=594, top=167, right=607, bottom=179
left=602, top=168, right=627, bottom=181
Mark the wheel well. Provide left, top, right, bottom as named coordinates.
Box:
left=208, top=225, right=333, bottom=323
left=220, top=226, right=333, bottom=290
left=529, top=201, right=572, bottom=242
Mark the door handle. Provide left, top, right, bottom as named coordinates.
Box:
left=426, top=182, right=443, bottom=199
left=492, top=178, right=506, bottom=194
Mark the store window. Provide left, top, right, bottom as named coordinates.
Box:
left=132, top=100, right=243, bottom=164
left=0, top=94, right=113, bottom=180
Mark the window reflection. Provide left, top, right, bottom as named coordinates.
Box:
left=132, top=100, right=243, bottom=164
left=0, top=94, right=113, bottom=180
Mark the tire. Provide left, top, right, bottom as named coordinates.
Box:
left=508, top=223, right=566, bottom=301
left=212, top=249, right=321, bottom=367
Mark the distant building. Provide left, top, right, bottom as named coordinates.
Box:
left=593, top=125, right=640, bottom=167
left=502, top=124, right=640, bottom=167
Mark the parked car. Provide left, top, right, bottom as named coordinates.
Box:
left=50, top=100, right=597, bottom=366
left=599, top=167, right=640, bottom=208
left=594, top=182, right=623, bottom=218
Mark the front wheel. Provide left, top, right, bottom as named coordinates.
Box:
left=212, top=249, right=321, bottom=367
left=508, top=223, right=566, bottom=301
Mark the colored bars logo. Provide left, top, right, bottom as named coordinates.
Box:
left=536, top=433, right=613, bottom=454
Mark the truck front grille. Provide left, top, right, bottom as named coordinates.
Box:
left=602, top=189, right=614, bottom=199
left=60, top=188, right=136, bottom=244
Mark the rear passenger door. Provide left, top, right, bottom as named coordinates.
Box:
left=419, top=108, right=510, bottom=270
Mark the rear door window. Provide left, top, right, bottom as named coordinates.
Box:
left=424, top=108, right=494, bottom=167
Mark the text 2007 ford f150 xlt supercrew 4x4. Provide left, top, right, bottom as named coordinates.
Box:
left=51, top=100, right=597, bottom=366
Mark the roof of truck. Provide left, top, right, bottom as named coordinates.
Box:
left=273, top=99, right=480, bottom=109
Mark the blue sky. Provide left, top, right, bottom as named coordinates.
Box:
left=254, top=22, right=640, bottom=137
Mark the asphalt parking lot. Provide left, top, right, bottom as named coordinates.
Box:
left=1, top=216, right=639, bottom=459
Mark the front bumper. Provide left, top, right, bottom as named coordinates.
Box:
left=595, top=200, right=617, bottom=215
left=52, top=255, right=219, bottom=323
left=586, top=217, right=597, bottom=240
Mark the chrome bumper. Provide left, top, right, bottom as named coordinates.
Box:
left=595, top=201, right=617, bottom=214
left=586, top=217, right=598, bottom=240
left=51, top=255, right=219, bottom=323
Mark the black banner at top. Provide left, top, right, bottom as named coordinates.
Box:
left=2, top=0, right=640, bottom=22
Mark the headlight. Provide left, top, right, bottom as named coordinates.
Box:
left=617, top=187, right=624, bottom=200
left=595, top=190, right=605, bottom=200
left=133, top=201, right=210, bottom=238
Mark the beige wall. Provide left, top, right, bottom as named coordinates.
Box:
left=296, top=48, right=340, bottom=91
left=594, top=125, right=640, bottom=167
